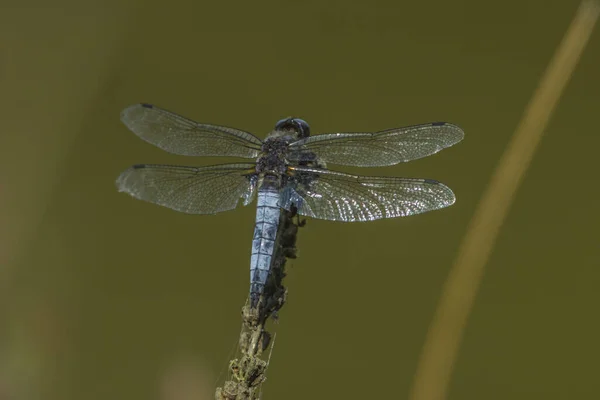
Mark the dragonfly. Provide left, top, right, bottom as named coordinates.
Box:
left=116, top=103, right=464, bottom=305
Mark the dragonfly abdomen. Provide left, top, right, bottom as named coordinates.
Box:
left=249, top=180, right=281, bottom=305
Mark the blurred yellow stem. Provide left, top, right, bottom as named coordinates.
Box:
left=409, top=2, right=600, bottom=400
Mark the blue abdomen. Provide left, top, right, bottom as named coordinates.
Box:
left=249, top=184, right=280, bottom=304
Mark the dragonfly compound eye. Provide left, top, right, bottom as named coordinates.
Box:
left=274, top=117, right=311, bottom=138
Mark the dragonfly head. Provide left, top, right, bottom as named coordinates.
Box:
left=274, top=117, right=311, bottom=139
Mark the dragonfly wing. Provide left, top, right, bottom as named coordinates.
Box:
left=121, top=104, right=263, bottom=158
left=116, top=163, right=257, bottom=214
left=288, top=122, right=464, bottom=167
left=279, top=166, right=455, bottom=222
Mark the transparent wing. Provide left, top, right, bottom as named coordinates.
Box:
left=121, top=104, right=263, bottom=157
left=116, top=163, right=257, bottom=214
left=279, top=166, right=455, bottom=222
left=288, top=122, right=464, bottom=167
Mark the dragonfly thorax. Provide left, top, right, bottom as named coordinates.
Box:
left=256, top=137, right=290, bottom=175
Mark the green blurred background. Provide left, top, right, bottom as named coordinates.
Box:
left=1, top=0, right=599, bottom=399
